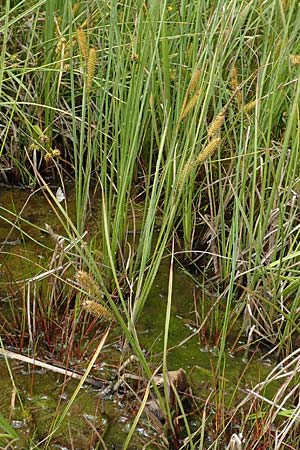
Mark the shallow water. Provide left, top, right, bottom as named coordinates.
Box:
left=0, top=186, right=275, bottom=449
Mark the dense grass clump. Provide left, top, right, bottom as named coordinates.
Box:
left=1, top=0, right=300, bottom=448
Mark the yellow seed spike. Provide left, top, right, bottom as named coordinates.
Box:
left=178, top=160, right=195, bottom=190
left=179, top=89, right=201, bottom=122
left=290, top=54, right=300, bottom=66
left=52, top=149, right=61, bottom=157
left=244, top=99, right=258, bottom=113
left=231, top=65, right=238, bottom=90
left=87, top=47, right=97, bottom=90
left=207, top=109, right=226, bottom=139
left=77, top=27, right=88, bottom=59
left=187, top=68, right=201, bottom=95
left=44, top=152, right=52, bottom=162
left=81, top=298, right=115, bottom=322
left=177, top=68, right=201, bottom=127
left=197, top=137, right=221, bottom=164
left=72, top=3, right=80, bottom=15
left=75, top=270, right=103, bottom=301
left=231, top=65, right=242, bottom=108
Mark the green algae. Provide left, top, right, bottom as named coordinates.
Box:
left=0, top=187, right=278, bottom=449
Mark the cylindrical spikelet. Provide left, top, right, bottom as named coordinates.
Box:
left=207, top=109, right=226, bottom=139
left=177, top=69, right=201, bottom=126
left=187, top=68, right=201, bottom=95
left=289, top=54, right=300, bottom=66
left=231, top=65, right=239, bottom=91
left=179, top=89, right=201, bottom=122
left=244, top=99, right=258, bottom=113
left=231, top=65, right=242, bottom=108
left=72, top=3, right=80, bottom=15
left=87, top=47, right=97, bottom=90
left=75, top=270, right=103, bottom=300
left=81, top=298, right=115, bottom=322
left=77, top=27, right=88, bottom=59
left=52, top=149, right=61, bottom=157
left=178, top=160, right=195, bottom=190
left=197, top=137, right=221, bottom=164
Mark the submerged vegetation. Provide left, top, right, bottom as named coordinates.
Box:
left=1, top=0, right=300, bottom=448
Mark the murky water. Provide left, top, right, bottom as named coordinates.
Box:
left=0, top=187, right=274, bottom=449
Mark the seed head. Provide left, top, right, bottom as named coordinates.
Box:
left=81, top=298, right=115, bottom=322
left=179, top=89, right=201, bottom=122
left=77, top=27, right=88, bottom=59
left=75, top=270, right=103, bottom=300
left=72, top=3, right=80, bottom=15
left=244, top=100, right=258, bottom=113
left=207, top=110, right=226, bottom=139
left=231, top=65, right=242, bottom=108
left=197, top=137, right=222, bottom=164
left=187, top=68, right=201, bottom=95
left=178, top=160, right=195, bottom=190
left=87, top=47, right=97, bottom=90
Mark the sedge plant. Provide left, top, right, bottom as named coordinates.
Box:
left=1, top=0, right=300, bottom=449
